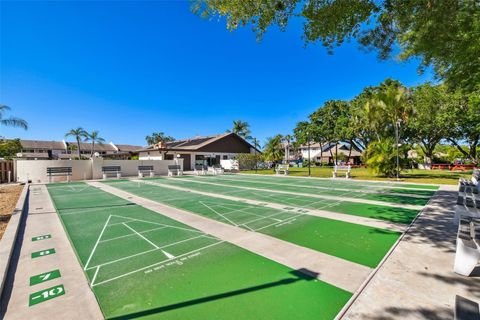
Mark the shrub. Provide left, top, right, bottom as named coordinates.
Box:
left=365, top=138, right=409, bottom=177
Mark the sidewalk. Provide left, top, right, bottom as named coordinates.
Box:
left=0, top=185, right=103, bottom=320
left=343, top=185, right=480, bottom=319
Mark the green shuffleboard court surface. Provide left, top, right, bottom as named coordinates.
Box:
left=47, top=183, right=352, bottom=319
left=145, top=177, right=420, bottom=224
left=103, top=180, right=401, bottom=268
left=225, top=174, right=440, bottom=191
left=175, top=175, right=431, bottom=206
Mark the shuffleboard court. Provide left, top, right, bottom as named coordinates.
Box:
left=225, top=174, right=440, bottom=191
left=47, top=182, right=353, bottom=319
left=177, top=175, right=430, bottom=206
left=103, top=180, right=401, bottom=268
left=143, top=177, right=421, bottom=224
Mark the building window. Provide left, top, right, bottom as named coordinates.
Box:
left=223, top=155, right=228, bottom=160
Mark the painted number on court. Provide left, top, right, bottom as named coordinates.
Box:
left=32, top=234, right=52, bottom=242
left=31, top=248, right=56, bottom=259
left=29, top=285, right=65, bottom=306
left=30, top=269, right=61, bottom=286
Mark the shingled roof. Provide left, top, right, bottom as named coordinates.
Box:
left=140, top=132, right=258, bottom=152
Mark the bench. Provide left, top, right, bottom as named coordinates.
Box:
left=275, top=164, right=289, bottom=175
left=138, top=165, right=154, bottom=178
left=47, top=167, right=72, bottom=183
left=208, top=165, right=224, bottom=175
left=454, top=217, right=480, bottom=276
left=102, top=166, right=121, bottom=179
left=333, top=165, right=351, bottom=179
left=431, top=163, right=451, bottom=170
left=452, top=164, right=478, bottom=172
left=168, top=165, right=183, bottom=176
left=194, top=165, right=207, bottom=175
left=455, top=295, right=480, bottom=320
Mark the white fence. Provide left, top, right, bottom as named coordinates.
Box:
left=15, top=159, right=183, bottom=183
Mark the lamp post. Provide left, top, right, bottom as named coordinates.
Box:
left=307, top=132, right=311, bottom=177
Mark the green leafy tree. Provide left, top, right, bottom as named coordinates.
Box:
left=446, top=89, right=480, bottom=164
left=145, top=132, right=175, bottom=146
left=193, top=1, right=480, bottom=92
left=65, top=127, right=88, bottom=159
left=263, top=134, right=284, bottom=163
left=0, top=138, right=22, bottom=159
left=0, top=105, right=28, bottom=132
left=86, top=130, right=105, bottom=157
left=408, top=84, right=454, bottom=166
left=227, top=120, right=252, bottom=140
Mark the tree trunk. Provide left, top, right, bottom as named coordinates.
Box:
left=347, top=141, right=353, bottom=164
left=319, top=140, right=324, bottom=166
left=77, top=138, right=81, bottom=159
left=91, top=141, right=95, bottom=157
left=335, top=143, right=338, bottom=165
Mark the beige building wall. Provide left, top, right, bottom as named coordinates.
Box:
left=15, top=159, right=182, bottom=183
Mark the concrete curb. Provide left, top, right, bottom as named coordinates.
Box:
left=0, top=183, right=29, bottom=298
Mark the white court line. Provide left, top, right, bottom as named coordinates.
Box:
left=193, top=175, right=432, bottom=197
left=86, top=234, right=213, bottom=270
left=110, top=214, right=205, bottom=235
left=212, top=203, right=284, bottom=223
left=91, top=266, right=100, bottom=287
left=123, top=223, right=159, bottom=249
left=100, top=226, right=167, bottom=243
left=92, top=240, right=225, bottom=287
left=84, top=215, right=112, bottom=270
left=199, top=201, right=239, bottom=226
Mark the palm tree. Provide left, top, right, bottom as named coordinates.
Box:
left=365, top=80, right=413, bottom=179
left=65, top=127, right=88, bottom=159
left=0, top=105, right=28, bottom=131
left=86, top=130, right=105, bottom=157
left=227, top=120, right=251, bottom=140
left=263, top=135, right=284, bottom=164
left=283, top=134, right=293, bottom=163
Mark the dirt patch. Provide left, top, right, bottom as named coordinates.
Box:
left=0, top=184, right=24, bottom=240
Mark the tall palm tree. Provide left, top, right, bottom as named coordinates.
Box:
left=86, top=130, right=105, bottom=157
left=227, top=120, right=251, bottom=140
left=283, top=134, right=293, bottom=162
left=365, top=80, right=413, bottom=179
left=0, top=105, right=28, bottom=131
left=263, top=135, right=284, bottom=163
left=65, top=127, right=88, bottom=159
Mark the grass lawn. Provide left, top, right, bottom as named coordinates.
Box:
left=242, top=167, right=471, bottom=185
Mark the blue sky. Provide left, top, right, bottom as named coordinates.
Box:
left=0, top=1, right=433, bottom=147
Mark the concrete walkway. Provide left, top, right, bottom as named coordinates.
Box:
left=171, top=177, right=424, bottom=211
left=343, top=185, right=480, bottom=320
left=90, top=181, right=372, bottom=293
left=1, top=185, right=103, bottom=320
left=140, top=179, right=407, bottom=232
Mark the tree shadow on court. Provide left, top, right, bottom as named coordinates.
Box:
left=107, top=268, right=319, bottom=320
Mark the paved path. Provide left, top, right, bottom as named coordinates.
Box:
left=170, top=177, right=424, bottom=211
left=1, top=185, right=103, bottom=320
left=90, top=181, right=372, bottom=293
left=140, top=179, right=407, bottom=232
left=343, top=185, right=480, bottom=320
